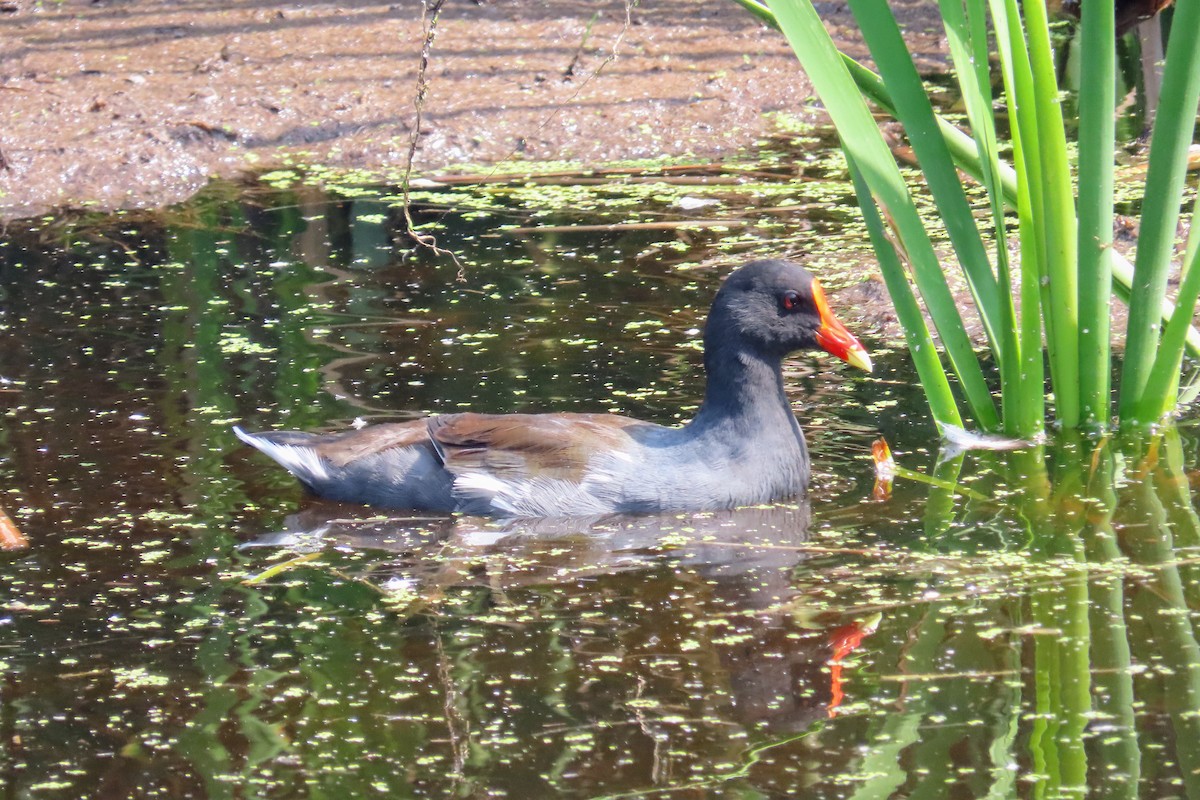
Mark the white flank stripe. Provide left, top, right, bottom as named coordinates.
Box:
left=453, top=472, right=519, bottom=515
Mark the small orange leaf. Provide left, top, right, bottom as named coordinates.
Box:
left=871, top=437, right=895, bottom=501
left=0, top=505, right=28, bottom=551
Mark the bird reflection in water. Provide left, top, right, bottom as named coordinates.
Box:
left=242, top=500, right=879, bottom=735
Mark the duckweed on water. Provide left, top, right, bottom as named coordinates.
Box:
left=2, top=149, right=1200, bottom=797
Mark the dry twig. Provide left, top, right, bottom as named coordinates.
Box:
left=399, top=0, right=467, bottom=279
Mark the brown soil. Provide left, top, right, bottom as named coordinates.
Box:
left=0, top=0, right=945, bottom=221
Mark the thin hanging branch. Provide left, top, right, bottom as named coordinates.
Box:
left=399, top=0, right=640, bottom=279
left=400, top=0, right=467, bottom=278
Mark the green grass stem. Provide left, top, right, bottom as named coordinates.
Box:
left=731, top=0, right=1200, bottom=429
left=990, top=0, right=1053, bottom=435
left=1137, top=234, right=1200, bottom=421
left=1023, top=0, right=1082, bottom=428
left=846, top=153, right=965, bottom=429
left=770, top=0, right=1001, bottom=430
left=1076, top=0, right=1117, bottom=427
left=1120, top=0, right=1200, bottom=420
left=734, top=1, right=1200, bottom=363
left=938, top=0, right=1038, bottom=435
left=849, top=0, right=1016, bottom=397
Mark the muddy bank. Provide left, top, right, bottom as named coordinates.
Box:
left=0, top=0, right=946, bottom=221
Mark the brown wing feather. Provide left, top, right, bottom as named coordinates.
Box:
left=310, top=420, right=432, bottom=468
left=429, top=413, right=644, bottom=481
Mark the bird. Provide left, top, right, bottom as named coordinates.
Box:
left=235, top=259, right=872, bottom=517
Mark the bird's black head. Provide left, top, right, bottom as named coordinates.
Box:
left=706, top=259, right=871, bottom=370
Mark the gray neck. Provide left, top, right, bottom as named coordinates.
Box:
left=688, top=338, right=805, bottom=447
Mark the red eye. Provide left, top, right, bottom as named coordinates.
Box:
left=781, top=290, right=802, bottom=312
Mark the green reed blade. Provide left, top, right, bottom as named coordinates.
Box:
left=1120, top=0, right=1200, bottom=421
left=769, top=0, right=1000, bottom=430
left=848, top=0, right=1006, bottom=361
left=731, top=0, right=1200, bottom=428
left=847, top=153, right=964, bottom=429
left=937, top=0, right=1031, bottom=434
left=732, top=0, right=1200, bottom=369
left=1136, top=228, right=1200, bottom=421
left=1165, top=196, right=1200, bottom=411
left=1076, top=0, right=1117, bottom=428
left=843, top=28, right=1199, bottom=372
left=989, top=0, right=1050, bottom=435
left=1024, top=0, right=1081, bottom=428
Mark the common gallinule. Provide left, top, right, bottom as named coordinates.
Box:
left=236, top=259, right=871, bottom=516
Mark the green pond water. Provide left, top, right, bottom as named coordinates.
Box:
left=2, top=165, right=1200, bottom=799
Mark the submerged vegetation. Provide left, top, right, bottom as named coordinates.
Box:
left=736, top=0, right=1200, bottom=434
